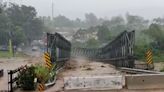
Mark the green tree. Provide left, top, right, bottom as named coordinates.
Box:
left=110, top=16, right=125, bottom=26
left=97, top=25, right=111, bottom=43
left=126, top=13, right=149, bottom=31
left=146, top=24, right=163, bottom=40
left=144, top=24, right=164, bottom=50
left=102, top=16, right=126, bottom=36
left=153, top=17, right=164, bottom=25
left=85, top=38, right=99, bottom=48
left=6, top=4, right=44, bottom=44
left=0, top=5, right=10, bottom=45
left=12, top=26, right=26, bottom=46
left=85, top=13, right=98, bottom=27
left=0, top=3, right=45, bottom=46
left=53, top=15, right=73, bottom=28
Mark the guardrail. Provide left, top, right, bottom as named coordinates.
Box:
left=118, top=67, right=161, bottom=74
left=46, top=32, right=71, bottom=70
left=8, top=65, right=27, bottom=92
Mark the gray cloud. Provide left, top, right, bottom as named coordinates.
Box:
left=4, top=0, right=164, bottom=20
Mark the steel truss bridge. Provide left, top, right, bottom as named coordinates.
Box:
left=46, top=30, right=135, bottom=69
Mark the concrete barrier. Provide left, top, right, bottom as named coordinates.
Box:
left=64, top=75, right=123, bottom=90
left=126, top=74, right=164, bottom=89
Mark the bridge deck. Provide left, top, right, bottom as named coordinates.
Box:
left=62, top=58, right=120, bottom=77
left=45, top=58, right=122, bottom=92
left=45, top=59, right=164, bottom=92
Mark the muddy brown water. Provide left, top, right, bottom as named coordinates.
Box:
left=0, top=57, right=164, bottom=92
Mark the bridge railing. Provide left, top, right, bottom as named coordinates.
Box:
left=46, top=33, right=71, bottom=70
left=47, top=30, right=135, bottom=68
left=8, top=65, right=27, bottom=92
left=71, top=30, right=135, bottom=68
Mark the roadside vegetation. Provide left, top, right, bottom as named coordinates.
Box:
left=17, top=64, right=56, bottom=90
left=0, top=51, right=11, bottom=58
left=0, top=51, right=27, bottom=58
left=0, top=3, right=44, bottom=46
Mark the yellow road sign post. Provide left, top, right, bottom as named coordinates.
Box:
left=146, top=49, right=154, bottom=69
left=37, top=52, right=52, bottom=92
left=37, top=83, right=45, bottom=92
left=44, top=52, right=52, bottom=70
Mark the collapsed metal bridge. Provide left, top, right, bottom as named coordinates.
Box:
left=46, top=30, right=135, bottom=69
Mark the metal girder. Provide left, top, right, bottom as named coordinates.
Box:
left=71, top=30, right=135, bottom=68
left=47, top=30, right=135, bottom=68
left=46, top=32, right=71, bottom=69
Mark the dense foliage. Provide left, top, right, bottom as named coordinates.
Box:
left=17, top=64, right=56, bottom=90
left=34, top=65, right=50, bottom=83
left=0, top=3, right=44, bottom=46
left=18, top=66, right=36, bottom=90
left=70, top=13, right=164, bottom=61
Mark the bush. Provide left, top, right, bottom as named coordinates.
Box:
left=17, top=64, right=57, bottom=90
left=34, top=65, right=50, bottom=83
left=49, top=65, right=56, bottom=82
left=134, top=45, right=149, bottom=60
left=18, top=66, right=36, bottom=90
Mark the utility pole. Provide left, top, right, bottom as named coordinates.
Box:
left=52, top=0, right=54, bottom=20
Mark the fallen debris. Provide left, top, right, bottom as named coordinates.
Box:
left=85, top=67, right=93, bottom=71
left=101, top=65, right=105, bottom=68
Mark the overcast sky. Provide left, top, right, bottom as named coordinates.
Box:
left=4, top=0, right=164, bottom=20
